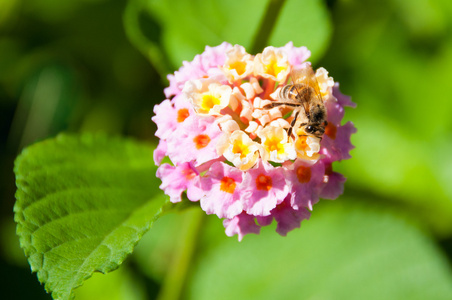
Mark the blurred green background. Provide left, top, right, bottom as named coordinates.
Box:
left=1, top=0, right=452, bottom=299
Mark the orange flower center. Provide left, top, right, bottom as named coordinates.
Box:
left=324, top=163, right=333, bottom=175
left=296, top=166, right=311, bottom=183
left=193, top=134, right=211, bottom=149
left=181, top=168, right=196, bottom=180
left=220, top=177, right=236, bottom=194
left=256, top=174, right=272, bottom=191
left=177, top=108, right=190, bottom=123
left=324, top=123, right=337, bottom=139
left=295, top=136, right=309, bottom=151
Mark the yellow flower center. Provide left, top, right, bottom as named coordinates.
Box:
left=229, top=61, right=246, bottom=75
left=232, top=139, right=250, bottom=159
left=265, top=137, right=284, bottom=154
left=201, top=94, right=221, bottom=112
left=265, top=59, right=285, bottom=78
left=220, top=176, right=236, bottom=194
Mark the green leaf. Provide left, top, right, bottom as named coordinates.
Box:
left=125, top=0, right=331, bottom=73
left=14, top=133, right=167, bottom=300
left=187, top=200, right=452, bottom=299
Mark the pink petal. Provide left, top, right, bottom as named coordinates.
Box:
left=333, top=83, right=356, bottom=108
left=153, top=140, right=167, bottom=166
left=242, top=160, right=289, bottom=216
left=164, top=43, right=233, bottom=98
left=156, top=162, right=201, bottom=203
left=320, top=171, right=346, bottom=200
left=285, top=159, right=325, bottom=210
left=186, top=176, right=204, bottom=201
left=325, top=98, right=345, bottom=126
left=152, top=99, right=177, bottom=140
left=200, top=162, right=244, bottom=218
left=320, top=121, right=357, bottom=163
left=223, top=212, right=260, bottom=241
left=272, top=198, right=311, bottom=236
left=279, top=42, right=311, bottom=68
left=166, top=116, right=223, bottom=166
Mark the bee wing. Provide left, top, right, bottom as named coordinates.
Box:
left=291, top=65, right=324, bottom=108
left=290, top=66, right=312, bottom=85
left=289, top=67, right=311, bottom=114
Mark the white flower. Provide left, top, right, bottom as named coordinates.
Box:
left=183, top=79, right=232, bottom=116
left=258, top=126, right=297, bottom=163
left=219, top=130, right=262, bottom=171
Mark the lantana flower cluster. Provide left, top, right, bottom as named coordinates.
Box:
left=153, top=42, right=356, bottom=240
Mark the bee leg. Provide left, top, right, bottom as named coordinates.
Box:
left=263, top=103, right=280, bottom=109
left=263, top=102, right=300, bottom=109
left=288, top=110, right=300, bottom=137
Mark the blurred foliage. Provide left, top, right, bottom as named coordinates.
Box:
left=124, top=0, right=331, bottom=77
left=319, top=0, right=452, bottom=235
left=2, top=0, right=452, bottom=299
left=189, top=200, right=452, bottom=300
left=73, top=266, right=147, bottom=300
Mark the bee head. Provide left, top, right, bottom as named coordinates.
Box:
left=304, top=125, right=315, bottom=133
left=304, top=124, right=325, bottom=138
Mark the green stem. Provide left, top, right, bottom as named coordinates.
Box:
left=156, top=208, right=205, bottom=300
left=250, top=0, right=287, bottom=54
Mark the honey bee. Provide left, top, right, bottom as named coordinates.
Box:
left=264, top=64, right=327, bottom=139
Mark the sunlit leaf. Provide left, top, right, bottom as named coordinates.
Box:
left=14, top=134, right=167, bottom=300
